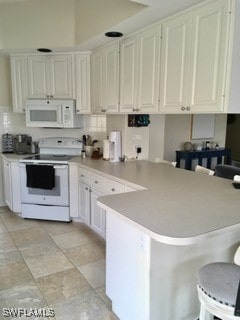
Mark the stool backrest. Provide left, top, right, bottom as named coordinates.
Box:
left=214, top=164, right=240, bottom=180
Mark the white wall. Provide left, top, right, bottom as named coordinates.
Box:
left=148, top=114, right=165, bottom=162
left=0, top=0, right=75, bottom=49
left=0, top=0, right=144, bottom=51
left=227, top=0, right=240, bottom=113
left=0, top=55, right=11, bottom=107
left=163, top=114, right=228, bottom=162
left=107, top=115, right=149, bottom=160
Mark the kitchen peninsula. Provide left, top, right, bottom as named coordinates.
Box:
left=80, top=160, right=240, bottom=320
left=2, top=153, right=240, bottom=319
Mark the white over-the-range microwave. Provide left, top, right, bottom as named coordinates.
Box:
left=25, top=99, right=83, bottom=128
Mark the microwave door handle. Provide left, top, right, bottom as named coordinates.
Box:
left=58, top=105, right=62, bottom=124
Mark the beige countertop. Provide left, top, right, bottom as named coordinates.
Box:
left=71, top=158, right=240, bottom=245
left=1, top=153, right=35, bottom=161
left=3, top=153, right=240, bottom=245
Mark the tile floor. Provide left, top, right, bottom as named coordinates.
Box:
left=0, top=206, right=118, bottom=320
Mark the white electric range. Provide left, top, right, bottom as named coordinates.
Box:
left=19, top=137, right=83, bottom=222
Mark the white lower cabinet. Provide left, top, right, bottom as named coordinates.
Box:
left=78, top=182, right=91, bottom=226
left=2, top=158, right=12, bottom=210
left=78, top=180, right=106, bottom=238
left=78, top=168, right=106, bottom=238
left=90, top=188, right=106, bottom=238
left=1, top=157, right=21, bottom=212
left=76, top=166, right=126, bottom=238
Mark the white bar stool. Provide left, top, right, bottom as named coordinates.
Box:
left=197, top=247, right=240, bottom=320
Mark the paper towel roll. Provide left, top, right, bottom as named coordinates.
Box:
left=103, top=139, right=110, bottom=160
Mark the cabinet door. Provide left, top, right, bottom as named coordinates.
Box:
left=104, top=42, right=120, bottom=113
left=92, top=50, right=105, bottom=113
left=79, top=182, right=90, bottom=226
left=10, top=55, right=28, bottom=113
left=2, top=159, right=12, bottom=210
left=75, top=53, right=91, bottom=113
left=137, top=25, right=161, bottom=113
left=27, top=55, right=48, bottom=98
left=49, top=54, right=73, bottom=99
left=159, top=13, right=192, bottom=113
left=90, top=189, right=106, bottom=239
left=120, top=36, right=138, bottom=112
left=11, top=162, right=21, bottom=213
left=189, top=0, right=230, bottom=112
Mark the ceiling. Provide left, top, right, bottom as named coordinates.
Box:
left=0, top=0, right=206, bottom=52
left=76, top=0, right=206, bottom=50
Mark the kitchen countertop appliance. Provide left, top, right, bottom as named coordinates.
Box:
left=109, top=131, right=122, bottom=162
left=2, top=133, right=14, bottom=153
left=25, top=99, right=83, bottom=128
left=14, top=134, right=32, bottom=154
left=19, top=137, right=83, bottom=222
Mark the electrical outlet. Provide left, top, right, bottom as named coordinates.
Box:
left=133, top=144, right=141, bottom=151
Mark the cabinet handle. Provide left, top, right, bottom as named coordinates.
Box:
left=95, top=181, right=98, bottom=184
left=133, top=108, right=140, bottom=112
left=50, top=95, right=53, bottom=98
left=81, top=174, right=84, bottom=177
left=181, top=106, right=185, bottom=111
left=46, top=95, right=50, bottom=98
left=111, top=188, right=115, bottom=192
left=186, top=106, right=191, bottom=111
left=85, top=187, right=89, bottom=191
left=101, top=109, right=107, bottom=112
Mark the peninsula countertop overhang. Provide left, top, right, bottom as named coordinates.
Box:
left=70, top=158, right=240, bottom=245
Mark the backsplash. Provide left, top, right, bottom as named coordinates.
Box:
left=0, top=112, right=107, bottom=151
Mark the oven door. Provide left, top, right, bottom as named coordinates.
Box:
left=19, top=163, right=69, bottom=206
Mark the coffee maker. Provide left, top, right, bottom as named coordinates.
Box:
left=14, top=134, right=32, bottom=154
left=109, top=131, right=122, bottom=162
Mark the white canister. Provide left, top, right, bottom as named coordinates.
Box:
left=85, top=146, right=94, bottom=157
left=103, top=139, right=110, bottom=160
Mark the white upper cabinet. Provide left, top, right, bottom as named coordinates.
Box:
left=10, top=54, right=28, bottom=113
left=120, top=24, right=161, bottom=113
left=160, top=14, right=191, bottom=113
left=92, top=42, right=120, bottom=113
left=160, top=0, right=231, bottom=113
left=27, top=54, right=73, bottom=99
left=120, top=36, right=138, bottom=113
left=75, top=53, right=91, bottom=114
left=137, top=26, right=161, bottom=113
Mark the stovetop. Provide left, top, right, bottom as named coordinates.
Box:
left=20, top=154, right=76, bottom=164
left=19, top=137, right=83, bottom=164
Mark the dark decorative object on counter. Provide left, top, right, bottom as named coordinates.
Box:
left=128, top=114, right=150, bottom=127
left=1, top=133, right=14, bottom=153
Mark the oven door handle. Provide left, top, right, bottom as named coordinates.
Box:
left=19, top=163, right=68, bottom=169
left=53, top=165, right=68, bottom=169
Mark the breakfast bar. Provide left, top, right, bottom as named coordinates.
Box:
left=97, top=162, right=240, bottom=320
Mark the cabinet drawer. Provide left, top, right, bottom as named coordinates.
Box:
left=90, top=173, right=106, bottom=193
left=79, top=168, right=90, bottom=184
left=105, top=179, right=125, bottom=195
